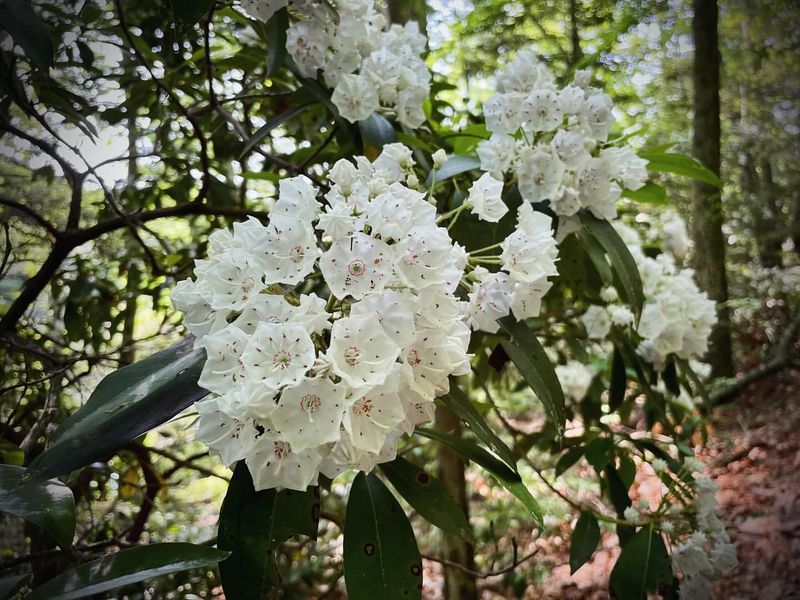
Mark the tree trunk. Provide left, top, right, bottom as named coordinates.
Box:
left=568, top=0, right=583, bottom=67
left=691, top=0, right=734, bottom=377
left=435, top=407, right=477, bottom=600
left=759, top=158, right=784, bottom=268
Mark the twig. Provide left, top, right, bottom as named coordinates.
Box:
left=422, top=547, right=539, bottom=578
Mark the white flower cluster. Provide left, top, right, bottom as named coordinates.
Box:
left=476, top=49, right=648, bottom=220
left=672, top=475, right=738, bottom=599
left=242, top=0, right=430, bottom=127
left=172, top=144, right=471, bottom=491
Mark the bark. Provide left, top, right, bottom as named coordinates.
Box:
left=435, top=407, right=477, bottom=600
left=568, top=0, right=583, bottom=67
left=691, top=0, right=734, bottom=377
left=759, top=158, right=784, bottom=268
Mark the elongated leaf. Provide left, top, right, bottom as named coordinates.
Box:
left=0, top=0, right=53, bottom=71
left=570, top=512, right=601, bottom=574
left=0, top=464, right=75, bottom=548
left=555, top=446, right=584, bottom=476
left=499, top=316, right=565, bottom=433
left=239, top=102, right=313, bottom=158
left=609, top=347, right=627, bottom=411
left=426, top=155, right=481, bottom=185
left=218, top=462, right=319, bottom=599
left=28, top=338, right=207, bottom=480
left=380, top=456, right=471, bottom=540
left=415, top=429, right=542, bottom=525
left=266, top=7, right=288, bottom=76
left=26, top=543, right=229, bottom=600
left=0, top=574, right=29, bottom=600
left=580, top=213, right=645, bottom=319
left=359, top=113, right=397, bottom=159
left=639, top=150, right=721, bottom=188
left=441, top=382, right=516, bottom=469
left=609, top=527, right=672, bottom=600
left=344, top=473, right=422, bottom=600
left=621, top=182, right=669, bottom=205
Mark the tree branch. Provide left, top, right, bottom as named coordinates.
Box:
left=0, top=196, right=60, bottom=238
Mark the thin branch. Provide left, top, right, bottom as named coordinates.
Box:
left=422, top=547, right=540, bottom=579
left=0, top=196, right=59, bottom=238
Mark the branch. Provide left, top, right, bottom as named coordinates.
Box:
left=422, top=546, right=540, bottom=579
left=0, top=123, right=80, bottom=185
left=0, top=196, right=60, bottom=238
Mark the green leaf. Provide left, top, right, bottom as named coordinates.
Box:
left=426, top=155, right=481, bottom=185
left=217, top=462, right=319, bottom=599
left=555, top=446, right=584, bottom=476
left=380, top=456, right=471, bottom=540
left=580, top=213, right=645, bottom=319
left=26, top=543, right=229, bottom=600
left=415, top=429, right=542, bottom=525
left=0, top=0, right=53, bottom=71
left=584, top=437, right=614, bottom=473
left=609, top=527, right=672, bottom=600
left=621, top=182, right=669, bottom=205
left=0, top=439, right=24, bottom=466
left=499, top=316, right=566, bottom=434
left=441, top=382, right=517, bottom=469
left=239, top=102, right=314, bottom=158
left=609, top=347, right=627, bottom=411
left=28, top=338, right=207, bottom=480
left=639, top=151, right=721, bottom=188
left=344, top=473, right=422, bottom=600
left=359, top=113, right=397, bottom=159
left=570, top=512, right=601, bottom=574
left=266, top=7, right=288, bottom=76
left=0, top=574, right=30, bottom=600
left=0, top=464, right=75, bottom=548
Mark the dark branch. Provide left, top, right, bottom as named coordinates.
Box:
left=0, top=196, right=60, bottom=238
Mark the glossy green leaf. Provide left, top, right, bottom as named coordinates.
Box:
left=609, top=346, right=627, bottom=411
left=217, top=462, right=319, bottom=599
left=344, top=473, right=422, bottom=600
left=621, top=182, right=669, bottom=205
left=415, top=429, right=542, bottom=525
left=570, top=512, right=601, bottom=574
left=380, top=456, right=471, bottom=540
left=609, top=527, right=672, bottom=600
left=639, top=150, right=722, bottom=188
left=441, top=382, right=517, bottom=469
left=28, top=338, right=207, bottom=480
left=359, top=113, right=397, bottom=158
left=266, top=7, right=288, bottom=76
left=0, top=0, right=53, bottom=71
left=239, top=102, right=314, bottom=158
left=26, top=543, right=229, bottom=600
left=0, top=464, right=75, bottom=548
left=426, top=154, right=481, bottom=185
left=499, top=316, right=565, bottom=434
left=0, top=574, right=30, bottom=600
left=580, top=213, right=645, bottom=319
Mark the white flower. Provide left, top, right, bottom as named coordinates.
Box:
left=552, top=129, right=591, bottom=170
left=484, top=93, right=524, bottom=134
left=245, top=435, right=321, bottom=491
left=328, top=312, right=400, bottom=388
left=515, top=146, right=565, bottom=203
left=272, top=175, right=320, bottom=222
left=232, top=294, right=293, bottom=334
left=241, top=322, right=316, bottom=388
left=581, top=92, right=615, bottom=142
left=257, top=216, right=319, bottom=285
left=432, top=149, right=448, bottom=169
left=272, top=377, right=347, bottom=450
left=365, top=183, right=436, bottom=240
left=466, top=172, right=507, bottom=222
left=500, top=204, right=559, bottom=283
left=344, top=366, right=407, bottom=453
left=556, top=360, right=594, bottom=402
left=195, top=397, right=258, bottom=466
left=373, top=143, right=415, bottom=183
left=522, top=89, right=563, bottom=133
left=581, top=305, right=612, bottom=339
left=197, top=324, right=251, bottom=394
left=510, top=278, right=552, bottom=320
left=295, top=294, right=331, bottom=335
left=197, top=250, right=266, bottom=312
left=651, top=458, right=668, bottom=473
left=171, top=278, right=227, bottom=341
left=601, top=146, right=648, bottom=191
left=608, top=304, right=635, bottom=327
left=216, top=381, right=278, bottom=421
left=350, top=289, right=418, bottom=351
left=394, top=226, right=459, bottom=291
left=477, top=133, right=517, bottom=179
left=466, top=267, right=512, bottom=333
left=239, top=0, right=288, bottom=23
left=578, top=157, right=619, bottom=220
left=317, top=200, right=364, bottom=242
left=320, top=232, right=394, bottom=300
left=332, top=73, right=380, bottom=122
left=623, top=506, right=639, bottom=522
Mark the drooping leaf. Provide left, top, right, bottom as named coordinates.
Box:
left=621, top=182, right=669, bottom=205
left=0, top=0, right=53, bottom=71
left=415, top=429, right=542, bottom=525
left=0, top=464, right=75, bottom=548
left=639, top=150, right=722, bottom=188
left=266, top=7, right=288, bottom=76
left=239, top=102, right=314, bottom=158
left=380, top=456, right=471, bottom=540
left=570, top=512, right=601, bottom=574
left=26, top=543, right=229, bottom=600
left=609, top=346, right=627, bottom=411
left=426, top=154, right=481, bottom=185
left=344, top=473, right=422, bottom=600
left=580, top=213, right=645, bottom=319
left=441, top=381, right=517, bottom=469
left=359, top=113, right=397, bottom=159
left=217, top=462, right=319, bottom=599
left=28, top=338, right=207, bottom=480
left=499, top=316, right=565, bottom=434
left=0, top=574, right=30, bottom=600
left=555, top=446, right=584, bottom=476
left=609, top=527, right=673, bottom=600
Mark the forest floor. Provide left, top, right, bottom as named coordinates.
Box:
left=473, top=369, right=800, bottom=599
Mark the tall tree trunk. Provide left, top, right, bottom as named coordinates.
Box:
left=568, top=0, right=583, bottom=67
left=759, top=158, right=783, bottom=268
left=435, top=407, right=477, bottom=600
left=691, top=0, right=734, bottom=377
